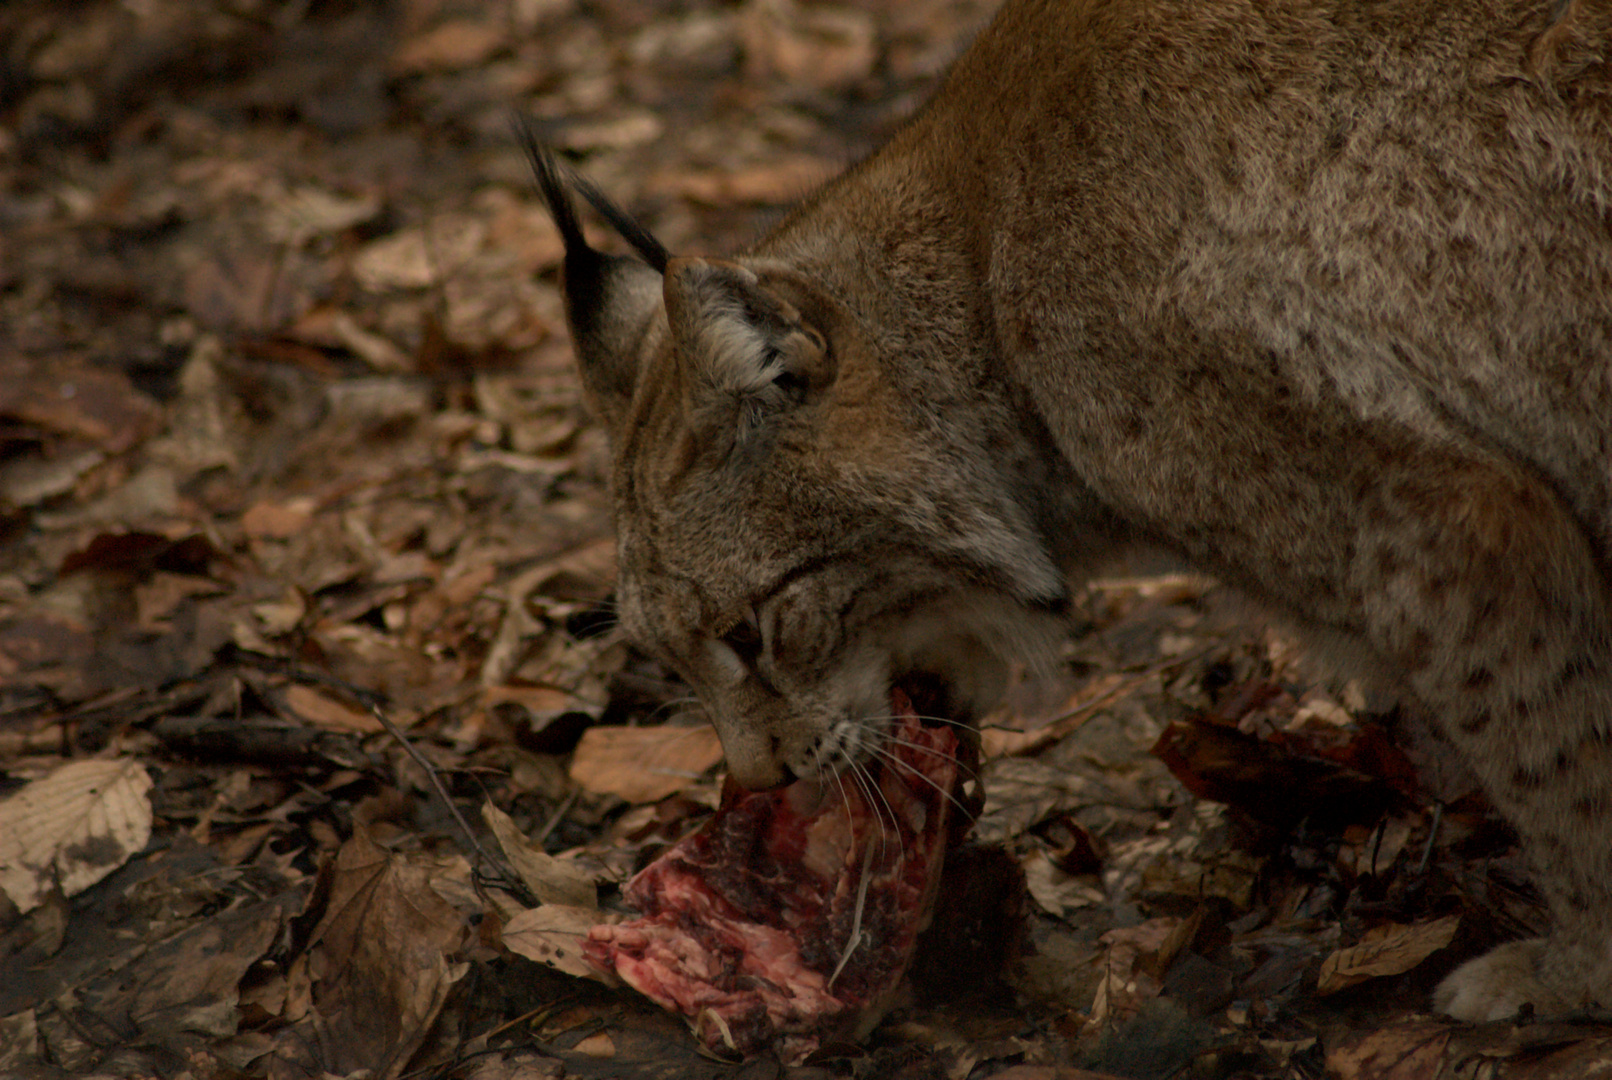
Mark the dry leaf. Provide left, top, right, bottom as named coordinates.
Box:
left=0, top=447, right=103, bottom=508
left=1317, top=916, right=1460, bottom=995
left=458, top=1050, right=568, bottom=1080
left=991, top=1069, right=1142, bottom=1080
left=352, top=217, right=486, bottom=291
left=0, top=359, right=162, bottom=453
left=503, top=904, right=616, bottom=982
left=1338, top=817, right=1415, bottom=879
left=391, top=20, right=507, bottom=74
left=1022, top=848, right=1104, bottom=918
left=0, top=758, right=153, bottom=914
left=981, top=672, right=1133, bottom=757
left=279, top=829, right=471, bottom=1079
left=740, top=0, right=876, bottom=90
left=241, top=497, right=318, bottom=539
left=91, top=900, right=288, bottom=1041
left=648, top=155, right=836, bottom=206
left=1089, top=918, right=1178, bottom=1026
left=571, top=1031, right=616, bottom=1058
left=568, top=725, right=725, bottom=803
left=1326, top=1022, right=1451, bottom=1080
left=261, top=187, right=382, bottom=246
left=1508, top=1036, right=1612, bottom=1080
left=284, top=684, right=381, bottom=732
left=481, top=801, right=597, bottom=908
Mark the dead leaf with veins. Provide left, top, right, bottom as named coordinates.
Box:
left=0, top=759, right=153, bottom=914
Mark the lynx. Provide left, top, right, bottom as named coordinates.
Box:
left=528, top=0, right=1612, bottom=1021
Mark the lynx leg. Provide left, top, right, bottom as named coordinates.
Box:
left=1348, top=457, right=1612, bottom=1020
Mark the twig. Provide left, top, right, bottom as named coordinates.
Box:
left=534, top=788, right=579, bottom=847
left=368, top=702, right=493, bottom=865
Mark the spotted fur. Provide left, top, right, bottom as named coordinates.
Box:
left=530, top=0, right=1612, bottom=1021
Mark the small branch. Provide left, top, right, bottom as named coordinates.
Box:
left=368, top=702, right=493, bottom=866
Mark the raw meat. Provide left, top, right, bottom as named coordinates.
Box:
left=583, top=693, right=970, bottom=1062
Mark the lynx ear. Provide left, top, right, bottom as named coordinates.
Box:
left=519, top=125, right=667, bottom=435
left=663, top=257, right=835, bottom=457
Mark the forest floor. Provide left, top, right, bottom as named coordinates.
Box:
left=4, top=1, right=1612, bottom=1078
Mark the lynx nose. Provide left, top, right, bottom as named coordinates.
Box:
left=726, top=757, right=796, bottom=791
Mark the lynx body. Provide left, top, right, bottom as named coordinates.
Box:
left=532, top=0, right=1612, bottom=1021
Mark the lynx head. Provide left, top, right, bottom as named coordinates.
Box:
left=524, top=135, right=1073, bottom=789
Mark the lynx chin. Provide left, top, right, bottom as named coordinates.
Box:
left=528, top=0, right=1612, bottom=1024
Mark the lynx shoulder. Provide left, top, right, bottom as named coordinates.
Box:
left=530, top=0, right=1612, bottom=1022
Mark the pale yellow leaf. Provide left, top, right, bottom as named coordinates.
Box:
left=502, top=904, right=616, bottom=983
left=0, top=759, right=152, bottom=913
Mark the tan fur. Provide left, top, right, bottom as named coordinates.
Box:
left=535, top=0, right=1612, bottom=1021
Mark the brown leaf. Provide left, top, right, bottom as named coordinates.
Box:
left=279, top=829, right=471, bottom=1079
left=991, top=1069, right=1138, bottom=1080
left=1509, top=1035, right=1612, bottom=1080
left=1317, top=917, right=1460, bottom=995
left=1089, top=918, right=1178, bottom=1026
left=95, top=900, right=289, bottom=1040
left=0, top=611, right=94, bottom=680
left=283, top=683, right=381, bottom=733
left=135, top=571, right=224, bottom=630
left=0, top=446, right=104, bottom=508
left=458, top=1050, right=567, bottom=1080
left=982, top=672, right=1133, bottom=757
left=568, top=724, right=725, bottom=803
left=391, top=20, right=507, bottom=74
left=481, top=800, right=598, bottom=908
left=739, top=0, right=877, bottom=90
left=0, top=357, right=162, bottom=454
left=503, top=904, right=617, bottom=982
left=241, top=496, right=317, bottom=539
left=1326, top=1022, right=1452, bottom=1080
left=1151, top=718, right=1397, bottom=830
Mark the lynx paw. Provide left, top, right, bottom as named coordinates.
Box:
left=1434, top=939, right=1577, bottom=1022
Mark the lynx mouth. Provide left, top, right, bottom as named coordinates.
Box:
left=892, top=670, right=972, bottom=729
left=888, top=669, right=983, bottom=776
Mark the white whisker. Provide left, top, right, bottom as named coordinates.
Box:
left=845, top=757, right=896, bottom=863
left=870, top=744, right=976, bottom=822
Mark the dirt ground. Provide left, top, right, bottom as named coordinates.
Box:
left=5, top=1, right=1612, bottom=1078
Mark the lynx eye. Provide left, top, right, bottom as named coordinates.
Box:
left=719, top=616, right=765, bottom=666
left=705, top=612, right=764, bottom=686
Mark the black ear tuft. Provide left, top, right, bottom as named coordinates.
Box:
left=513, top=115, right=669, bottom=275
left=572, top=175, right=670, bottom=276
left=514, top=115, right=668, bottom=435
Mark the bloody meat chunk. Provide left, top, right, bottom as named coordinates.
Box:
left=583, top=694, right=969, bottom=1062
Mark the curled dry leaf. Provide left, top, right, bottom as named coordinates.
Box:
left=0, top=759, right=153, bottom=914
left=1089, top=918, right=1179, bottom=1026
left=1022, top=847, right=1104, bottom=918
left=481, top=800, right=598, bottom=908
